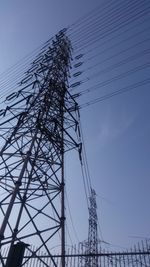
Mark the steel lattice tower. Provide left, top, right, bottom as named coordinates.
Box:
left=84, top=188, right=98, bottom=267
left=0, top=30, right=81, bottom=267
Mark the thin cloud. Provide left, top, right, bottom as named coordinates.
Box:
left=97, top=107, right=136, bottom=146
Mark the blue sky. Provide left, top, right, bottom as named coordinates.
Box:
left=0, top=0, right=100, bottom=71
left=0, top=0, right=150, bottom=251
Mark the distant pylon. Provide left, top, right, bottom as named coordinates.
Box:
left=83, top=188, right=98, bottom=267
left=0, top=30, right=81, bottom=267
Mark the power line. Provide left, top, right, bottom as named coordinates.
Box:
left=70, top=0, right=140, bottom=39
left=81, top=37, right=150, bottom=73
left=80, top=15, right=150, bottom=59
left=65, top=190, right=80, bottom=244
left=79, top=78, right=150, bottom=109
left=74, top=7, right=150, bottom=53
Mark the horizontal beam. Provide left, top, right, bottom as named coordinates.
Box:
left=1, top=251, right=150, bottom=260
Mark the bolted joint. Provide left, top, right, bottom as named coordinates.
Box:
left=26, top=150, right=31, bottom=156
left=60, top=182, right=65, bottom=190
left=0, top=234, right=4, bottom=240
left=15, top=181, right=22, bottom=186
left=13, top=228, right=18, bottom=236
left=61, top=216, right=66, bottom=223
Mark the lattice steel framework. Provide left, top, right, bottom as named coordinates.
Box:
left=0, top=30, right=81, bottom=267
left=83, top=188, right=98, bottom=267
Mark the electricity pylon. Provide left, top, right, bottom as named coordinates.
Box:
left=0, top=30, right=81, bottom=267
left=88, top=188, right=98, bottom=266
left=82, top=188, right=99, bottom=267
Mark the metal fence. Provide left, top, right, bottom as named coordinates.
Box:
left=0, top=240, right=150, bottom=266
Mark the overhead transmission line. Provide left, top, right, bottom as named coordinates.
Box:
left=65, top=190, right=80, bottom=244
left=73, top=7, right=150, bottom=53
left=79, top=78, right=150, bottom=109
left=71, top=54, right=150, bottom=91
left=69, top=0, right=139, bottom=37
left=71, top=14, right=150, bottom=65
left=0, top=2, right=149, bottom=257
left=1, top=1, right=148, bottom=109
left=73, top=2, right=148, bottom=42
left=79, top=36, right=150, bottom=72
left=0, top=1, right=149, bottom=130
left=70, top=0, right=145, bottom=42
left=0, top=0, right=148, bottom=81
left=0, top=37, right=53, bottom=79
left=2, top=49, right=147, bottom=103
